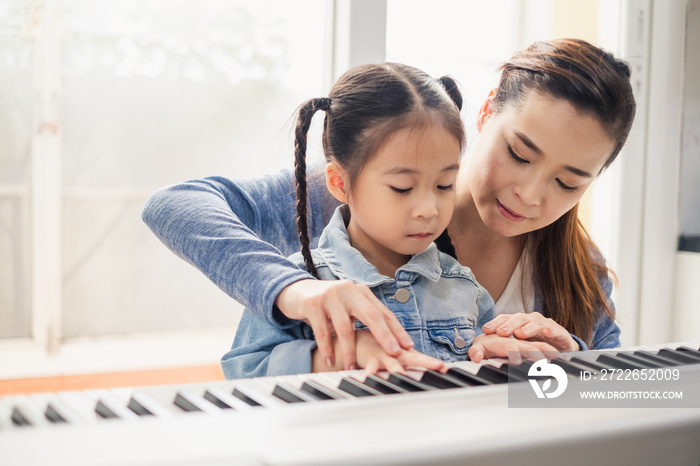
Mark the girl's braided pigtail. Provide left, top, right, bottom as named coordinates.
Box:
left=293, top=97, right=331, bottom=278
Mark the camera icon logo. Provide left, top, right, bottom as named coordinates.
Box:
left=528, top=359, right=568, bottom=399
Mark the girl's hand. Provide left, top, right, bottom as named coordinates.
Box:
left=480, top=313, right=580, bottom=352
left=354, top=330, right=445, bottom=375
left=468, top=333, right=560, bottom=365
left=276, top=279, right=414, bottom=371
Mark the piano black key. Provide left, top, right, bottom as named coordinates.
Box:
left=271, top=382, right=318, bottom=403
left=616, top=353, right=664, bottom=368
left=203, top=387, right=253, bottom=411
left=337, top=377, right=383, bottom=397
left=475, top=365, right=509, bottom=384
left=570, top=357, right=610, bottom=372
left=44, top=404, right=68, bottom=423
left=677, top=346, right=700, bottom=357
left=10, top=407, right=31, bottom=427
left=174, top=390, right=222, bottom=413
left=657, top=349, right=700, bottom=364
left=445, top=367, right=491, bottom=386
left=90, top=389, right=140, bottom=421
left=362, top=375, right=409, bottom=394
left=127, top=396, right=155, bottom=416
left=387, top=373, right=436, bottom=392
left=300, top=380, right=344, bottom=401
left=503, top=361, right=533, bottom=380
left=632, top=351, right=681, bottom=367
left=232, top=387, right=264, bottom=407
left=596, top=353, right=646, bottom=370
left=419, top=370, right=470, bottom=389
left=551, top=358, right=593, bottom=376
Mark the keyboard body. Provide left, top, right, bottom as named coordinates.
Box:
left=2, top=341, right=700, bottom=466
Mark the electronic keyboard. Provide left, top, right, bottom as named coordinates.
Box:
left=2, top=341, right=700, bottom=466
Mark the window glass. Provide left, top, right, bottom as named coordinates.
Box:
left=60, top=0, right=327, bottom=337
left=0, top=0, right=33, bottom=338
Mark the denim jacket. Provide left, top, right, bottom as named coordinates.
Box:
left=142, top=166, right=620, bottom=352
left=220, top=205, right=495, bottom=378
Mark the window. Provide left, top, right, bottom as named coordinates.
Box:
left=0, top=0, right=328, bottom=377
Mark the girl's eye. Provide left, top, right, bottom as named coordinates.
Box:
left=437, top=184, right=454, bottom=191
left=390, top=186, right=412, bottom=194
left=507, top=145, right=529, bottom=164
left=556, top=179, right=579, bottom=192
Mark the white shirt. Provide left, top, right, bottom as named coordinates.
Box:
left=493, top=248, right=535, bottom=315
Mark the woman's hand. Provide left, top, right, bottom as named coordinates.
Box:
left=481, top=313, right=580, bottom=352
left=468, top=333, right=560, bottom=365
left=276, top=279, right=414, bottom=371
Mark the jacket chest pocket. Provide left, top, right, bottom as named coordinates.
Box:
left=426, top=323, right=476, bottom=360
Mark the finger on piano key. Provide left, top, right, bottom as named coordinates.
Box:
left=87, top=389, right=139, bottom=421
left=202, top=385, right=253, bottom=411
left=9, top=395, right=52, bottom=428
left=174, top=388, right=224, bottom=414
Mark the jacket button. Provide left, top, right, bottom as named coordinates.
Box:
left=453, top=328, right=466, bottom=349
left=395, top=288, right=410, bottom=303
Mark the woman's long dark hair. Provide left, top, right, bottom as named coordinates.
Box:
left=493, top=38, right=636, bottom=346
left=293, top=63, right=465, bottom=278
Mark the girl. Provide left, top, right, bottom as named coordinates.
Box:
left=220, top=63, right=499, bottom=378
left=142, top=38, right=635, bottom=370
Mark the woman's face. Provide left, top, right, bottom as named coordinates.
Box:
left=466, top=90, right=616, bottom=238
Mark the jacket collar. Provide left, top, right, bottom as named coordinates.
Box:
left=317, top=205, right=442, bottom=286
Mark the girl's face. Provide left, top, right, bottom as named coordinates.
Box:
left=329, top=124, right=461, bottom=270
left=466, top=90, right=616, bottom=238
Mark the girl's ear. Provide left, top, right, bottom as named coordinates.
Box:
left=326, top=162, right=348, bottom=203
left=476, top=88, right=497, bottom=132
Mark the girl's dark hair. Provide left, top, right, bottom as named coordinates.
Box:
left=294, top=63, right=465, bottom=278
left=493, top=38, right=636, bottom=346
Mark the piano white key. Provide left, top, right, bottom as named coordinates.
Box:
left=0, top=397, right=17, bottom=430
left=29, top=392, right=86, bottom=425
left=53, top=391, right=102, bottom=423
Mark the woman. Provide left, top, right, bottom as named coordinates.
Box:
left=142, top=38, right=636, bottom=370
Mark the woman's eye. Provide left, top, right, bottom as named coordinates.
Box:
left=507, top=145, right=529, bottom=164
left=556, top=179, right=579, bottom=192
left=437, top=184, right=454, bottom=191
left=390, top=186, right=412, bottom=194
